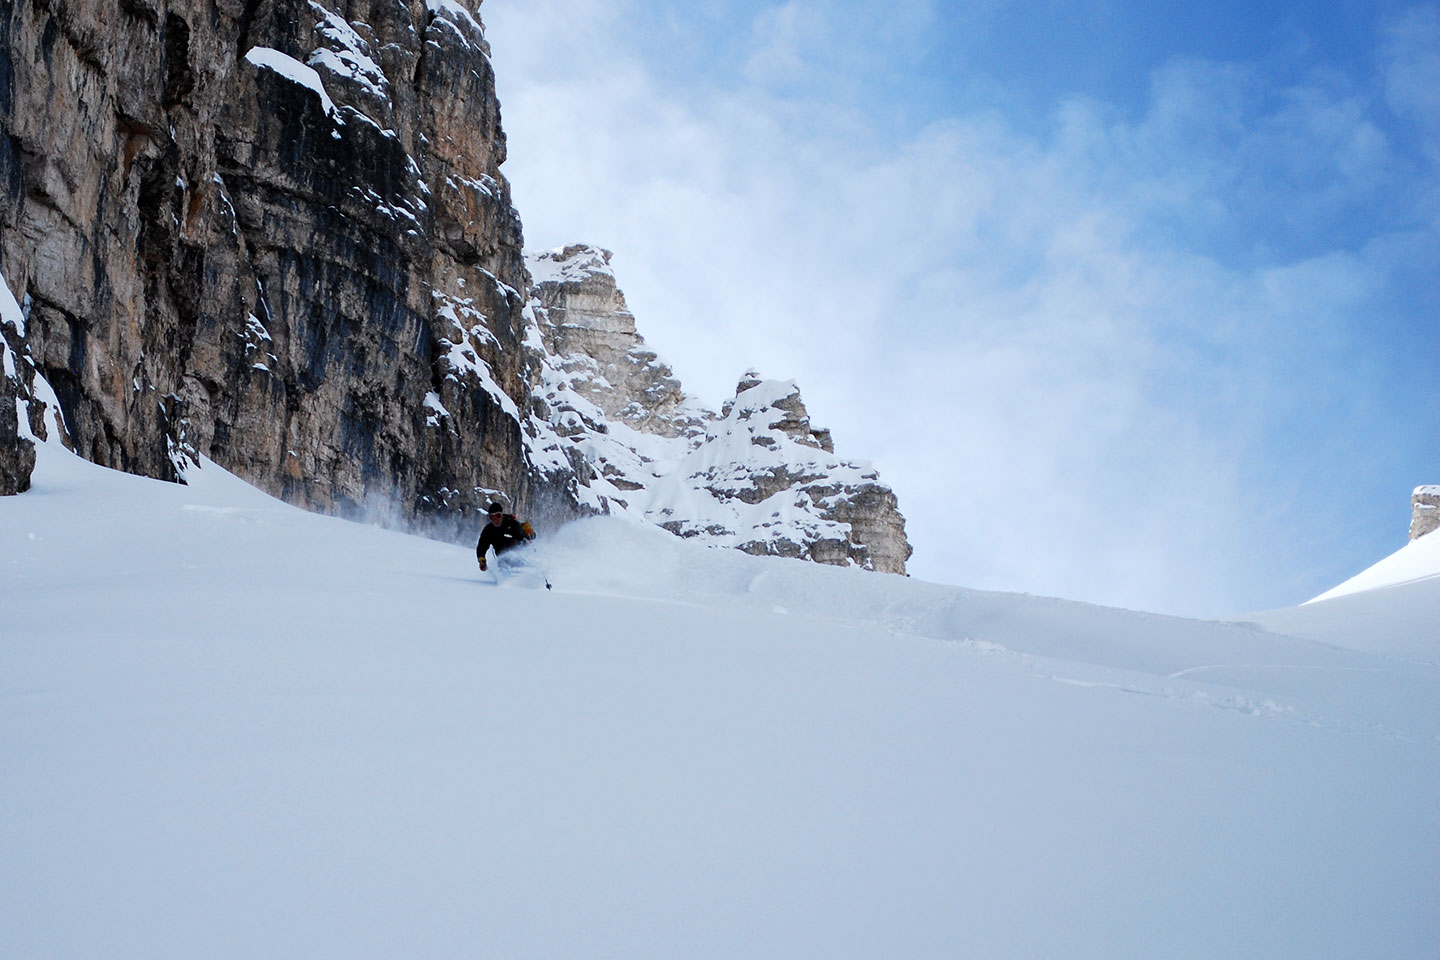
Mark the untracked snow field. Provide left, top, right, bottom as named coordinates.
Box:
left=3, top=443, right=1438, bottom=959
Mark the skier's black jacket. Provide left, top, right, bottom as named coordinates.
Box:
left=477, top=514, right=531, bottom=561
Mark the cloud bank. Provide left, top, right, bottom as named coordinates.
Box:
left=484, top=0, right=1440, bottom=615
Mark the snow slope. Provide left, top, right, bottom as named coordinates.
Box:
left=1309, top=526, right=1440, bottom=603
left=3, top=439, right=1438, bottom=959
left=1313, top=526, right=1434, bottom=601
left=1246, top=531, right=1440, bottom=664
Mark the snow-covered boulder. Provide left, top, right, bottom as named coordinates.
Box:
left=524, top=245, right=913, bottom=574
left=1411, top=486, right=1440, bottom=540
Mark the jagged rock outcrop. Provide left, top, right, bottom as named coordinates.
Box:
left=654, top=375, right=912, bottom=572
left=526, top=244, right=913, bottom=574
left=1, top=0, right=579, bottom=533
left=1412, top=486, right=1440, bottom=540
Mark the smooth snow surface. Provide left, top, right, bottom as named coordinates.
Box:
left=1306, top=527, right=1440, bottom=603
left=3, top=440, right=1438, bottom=959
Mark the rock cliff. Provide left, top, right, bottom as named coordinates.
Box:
left=1, top=0, right=577, bottom=535
left=2, top=3, right=911, bottom=573
left=1412, top=486, right=1440, bottom=540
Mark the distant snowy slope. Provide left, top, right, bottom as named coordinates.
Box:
left=3, top=440, right=1437, bottom=960
left=1247, top=531, right=1440, bottom=663
left=1309, top=528, right=1440, bottom=601
left=1251, top=575, right=1440, bottom=664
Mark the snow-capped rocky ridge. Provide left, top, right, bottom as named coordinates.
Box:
left=523, top=244, right=912, bottom=574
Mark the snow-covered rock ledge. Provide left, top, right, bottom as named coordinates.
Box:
left=1411, top=485, right=1440, bottom=540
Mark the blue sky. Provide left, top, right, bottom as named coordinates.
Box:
left=484, top=0, right=1439, bottom=616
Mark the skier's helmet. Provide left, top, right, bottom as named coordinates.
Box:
left=487, top=502, right=504, bottom=515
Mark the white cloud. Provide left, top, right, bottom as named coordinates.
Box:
left=742, top=0, right=940, bottom=89
left=1380, top=5, right=1440, bottom=227
left=1382, top=6, right=1440, bottom=134
left=484, top=1, right=1438, bottom=615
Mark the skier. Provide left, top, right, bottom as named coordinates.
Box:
left=476, top=502, right=536, bottom=574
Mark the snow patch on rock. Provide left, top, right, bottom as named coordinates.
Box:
left=245, top=47, right=339, bottom=119
left=307, top=3, right=391, bottom=103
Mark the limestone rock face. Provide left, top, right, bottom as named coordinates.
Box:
left=526, top=245, right=913, bottom=574
left=1412, top=486, right=1440, bottom=540
left=0, top=0, right=580, bottom=533
left=527, top=245, right=704, bottom=440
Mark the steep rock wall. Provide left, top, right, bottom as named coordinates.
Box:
left=0, top=0, right=577, bottom=532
